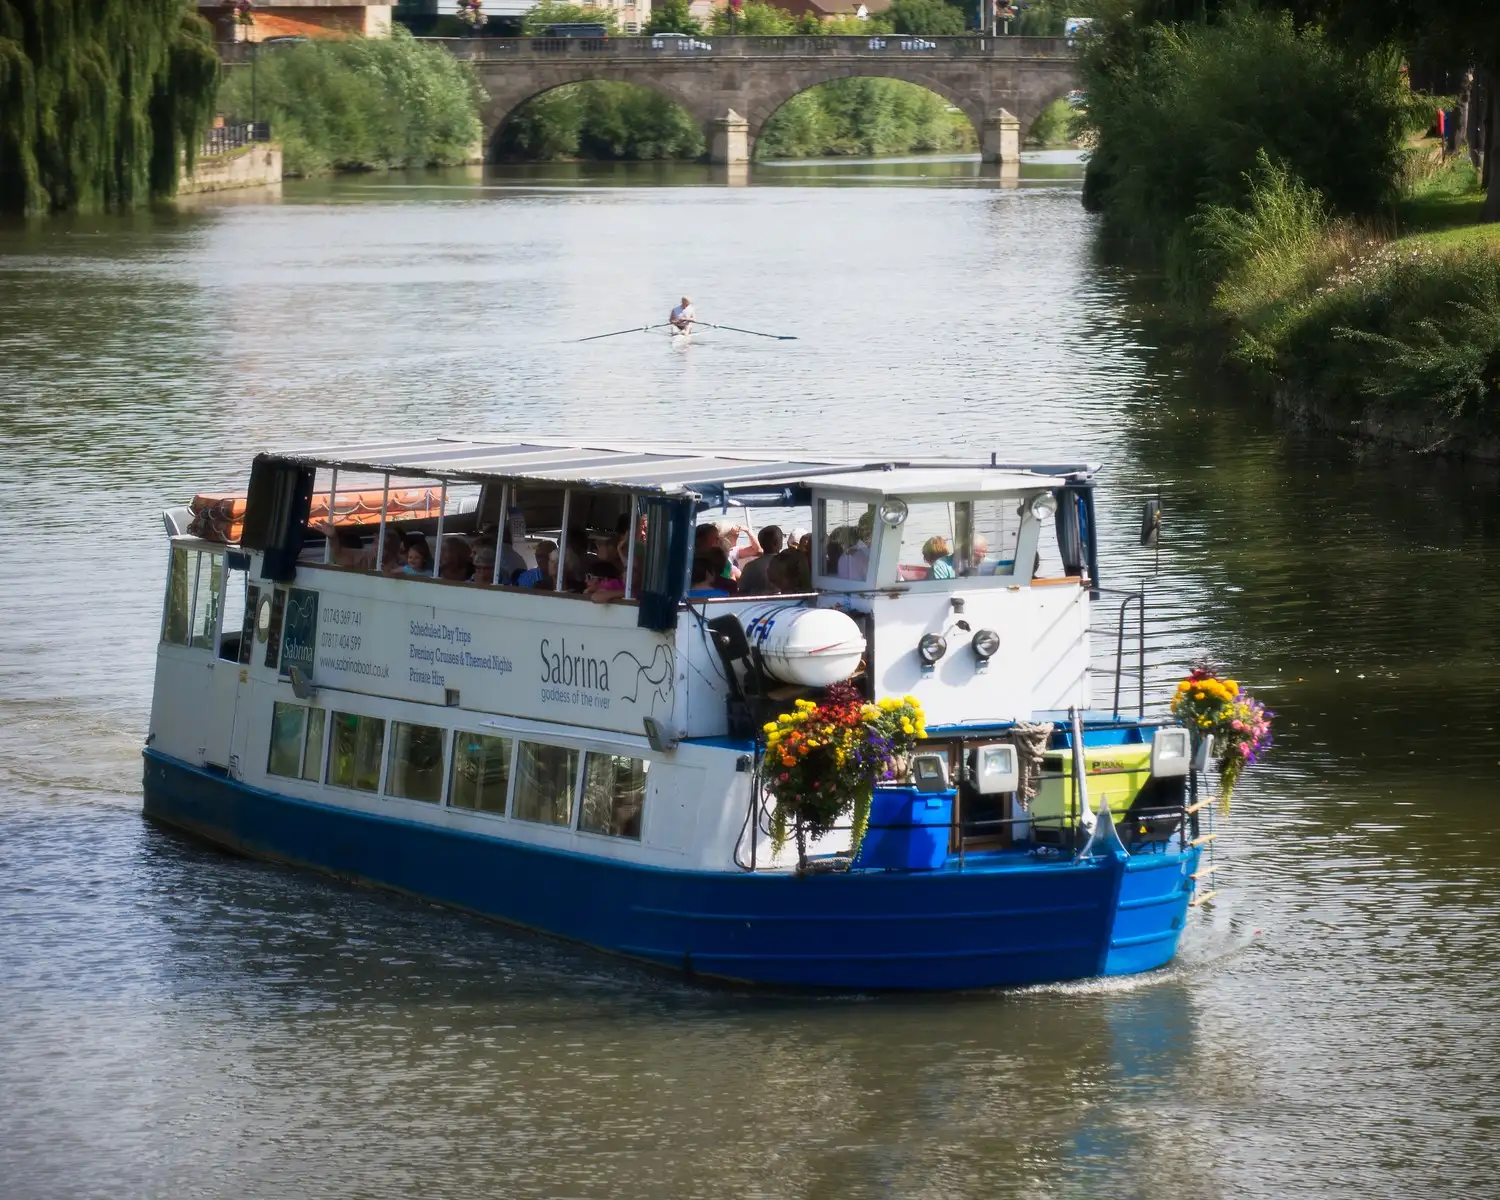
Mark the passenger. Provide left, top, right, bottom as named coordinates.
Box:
left=736, top=525, right=782, bottom=595
left=371, top=526, right=405, bottom=574
left=439, top=535, right=473, bottom=582
left=687, top=557, right=728, bottom=598
left=705, top=545, right=738, bottom=594
left=517, top=540, right=556, bottom=589
left=922, top=535, right=955, bottom=580
left=472, top=542, right=497, bottom=585
left=789, top=527, right=811, bottom=553
left=584, top=560, right=626, bottom=604
left=837, top=512, right=875, bottom=581
left=768, top=547, right=812, bottom=594
left=475, top=523, right=527, bottom=584
left=403, top=537, right=434, bottom=576
left=561, top=526, right=591, bottom=591
left=969, top=534, right=993, bottom=576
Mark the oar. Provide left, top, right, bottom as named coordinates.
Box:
left=698, top=321, right=798, bottom=341
left=575, top=323, right=668, bottom=343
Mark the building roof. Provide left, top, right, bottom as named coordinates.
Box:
left=268, top=438, right=1097, bottom=504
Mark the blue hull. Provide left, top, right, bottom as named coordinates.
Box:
left=142, top=751, right=1196, bottom=990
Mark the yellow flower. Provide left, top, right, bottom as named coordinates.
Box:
left=763, top=722, right=778, bottom=734
left=901, top=719, right=914, bottom=734
left=1193, top=691, right=1205, bottom=701
left=903, top=695, right=918, bottom=706
left=1177, top=681, right=1191, bottom=692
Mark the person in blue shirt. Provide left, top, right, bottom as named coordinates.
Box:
left=686, top=557, right=728, bottom=598
left=516, top=540, right=557, bottom=589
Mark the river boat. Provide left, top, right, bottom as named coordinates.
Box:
left=143, top=440, right=1212, bottom=990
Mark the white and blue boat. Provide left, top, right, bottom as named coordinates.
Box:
left=144, top=440, right=1210, bottom=990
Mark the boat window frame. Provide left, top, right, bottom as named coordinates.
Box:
left=448, top=729, right=516, bottom=817
left=509, top=739, right=583, bottom=828
left=326, top=709, right=389, bottom=794
left=385, top=720, right=449, bottom=805
left=577, top=751, right=648, bottom=842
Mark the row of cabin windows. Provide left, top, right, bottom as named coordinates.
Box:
left=267, top=702, right=645, bottom=840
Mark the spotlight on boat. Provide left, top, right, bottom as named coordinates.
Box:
left=1030, top=492, right=1058, bottom=521
left=878, top=497, right=909, bottom=527
left=288, top=666, right=315, bottom=700
left=1151, top=726, right=1191, bottom=777
left=918, top=632, right=947, bottom=672
left=911, top=752, right=950, bottom=792
left=970, top=628, right=1000, bottom=671
left=643, top=717, right=680, bottom=753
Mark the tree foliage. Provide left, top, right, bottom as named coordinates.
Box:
left=216, top=30, right=482, bottom=176
left=0, top=0, right=218, bottom=214
left=495, top=82, right=703, bottom=160
left=757, top=77, right=975, bottom=157
left=1080, top=6, right=1409, bottom=259
left=887, top=0, right=967, bottom=36
left=523, top=1, right=618, bottom=33
left=645, top=0, right=699, bottom=35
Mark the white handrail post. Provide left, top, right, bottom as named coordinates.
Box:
left=555, top=489, right=571, bottom=593
left=375, top=473, right=390, bottom=572
left=493, top=483, right=508, bottom=587
left=324, top=468, right=338, bottom=564
left=623, top=493, right=638, bottom=600
left=433, top=480, right=447, bottom=579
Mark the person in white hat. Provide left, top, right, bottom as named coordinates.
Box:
left=669, top=296, right=696, bottom=332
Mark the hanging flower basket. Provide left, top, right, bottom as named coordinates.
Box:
left=457, top=0, right=484, bottom=29
left=763, top=684, right=926, bottom=867
left=230, top=0, right=254, bottom=27
left=1169, top=665, right=1273, bottom=809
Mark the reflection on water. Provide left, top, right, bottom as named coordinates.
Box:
left=1, top=155, right=1498, bottom=1199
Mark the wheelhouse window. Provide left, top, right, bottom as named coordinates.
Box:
left=328, top=712, right=386, bottom=792
left=162, top=547, right=222, bottom=647
left=897, top=499, right=1024, bottom=581
left=268, top=702, right=326, bottom=781
left=817, top=498, right=875, bottom=583
left=450, top=732, right=512, bottom=814
left=512, top=742, right=579, bottom=827
left=386, top=722, right=445, bottom=804
left=579, top=753, right=647, bottom=840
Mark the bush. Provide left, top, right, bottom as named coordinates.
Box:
left=887, top=0, right=967, bottom=36
left=495, top=82, right=704, bottom=160
left=1080, top=8, right=1409, bottom=249
left=216, top=30, right=481, bottom=175
left=756, top=78, right=976, bottom=159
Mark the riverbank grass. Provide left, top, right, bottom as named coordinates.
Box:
left=1194, top=148, right=1500, bottom=454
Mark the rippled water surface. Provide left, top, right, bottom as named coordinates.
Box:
left=2, top=156, right=1499, bottom=1199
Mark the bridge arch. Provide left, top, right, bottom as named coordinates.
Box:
left=479, top=71, right=719, bottom=161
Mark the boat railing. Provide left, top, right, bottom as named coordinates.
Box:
left=739, top=796, right=1191, bottom=872
left=1091, top=585, right=1146, bottom=720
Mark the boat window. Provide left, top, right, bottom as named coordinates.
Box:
left=328, top=712, right=386, bottom=792
left=579, top=753, right=647, bottom=840
left=189, top=553, right=222, bottom=650
left=162, top=547, right=194, bottom=645
left=511, top=742, right=579, bottom=827
left=450, top=732, right=512, bottom=814
left=263, top=589, right=286, bottom=669
left=239, top=584, right=260, bottom=665
left=303, top=708, right=326, bottom=781
left=817, top=498, right=875, bottom=583
left=968, top=496, right=1023, bottom=577
left=268, top=702, right=326, bottom=780
left=219, top=561, right=247, bottom=663
left=268, top=702, right=308, bottom=778
left=386, top=722, right=446, bottom=804
left=897, top=499, right=1024, bottom=581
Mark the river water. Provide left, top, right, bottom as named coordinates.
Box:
left=2, top=154, right=1498, bottom=1199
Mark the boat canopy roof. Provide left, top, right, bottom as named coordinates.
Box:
left=265, top=439, right=1100, bottom=505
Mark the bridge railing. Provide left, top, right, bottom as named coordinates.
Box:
left=430, top=35, right=1076, bottom=61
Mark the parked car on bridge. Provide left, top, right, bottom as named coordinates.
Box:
left=541, top=22, right=609, bottom=37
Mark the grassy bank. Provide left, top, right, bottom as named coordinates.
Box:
left=1200, top=154, right=1500, bottom=457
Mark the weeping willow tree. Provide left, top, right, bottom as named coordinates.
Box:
left=0, top=0, right=219, bottom=214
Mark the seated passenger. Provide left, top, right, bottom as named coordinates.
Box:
left=968, top=535, right=992, bottom=576
left=768, top=547, right=811, bottom=594
left=584, top=560, right=626, bottom=604
left=837, top=513, right=875, bottom=580
left=736, top=525, right=782, bottom=595
left=517, top=541, right=557, bottom=589
left=372, top=526, right=405, bottom=574
left=922, top=535, right=955, bottom=580
left=439, top=536, right=473, bottom=582
left=705, top=545, right=738, bottom=594
left=403, top=536, right=434, bottom=576
left=687, top=557, right=728, bottom=598
left=472, top=542, right=497, bottom=585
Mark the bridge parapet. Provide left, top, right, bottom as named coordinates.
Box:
left=437, top=35, right=1076, bottom=62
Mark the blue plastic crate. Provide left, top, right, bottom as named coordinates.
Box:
left=853, top=787, right=955, bottom=871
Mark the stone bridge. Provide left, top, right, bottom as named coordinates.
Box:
left=437, top=36, right=1079, bottom=164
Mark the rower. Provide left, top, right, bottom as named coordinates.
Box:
left=669, top=296, right=696, bottom=332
